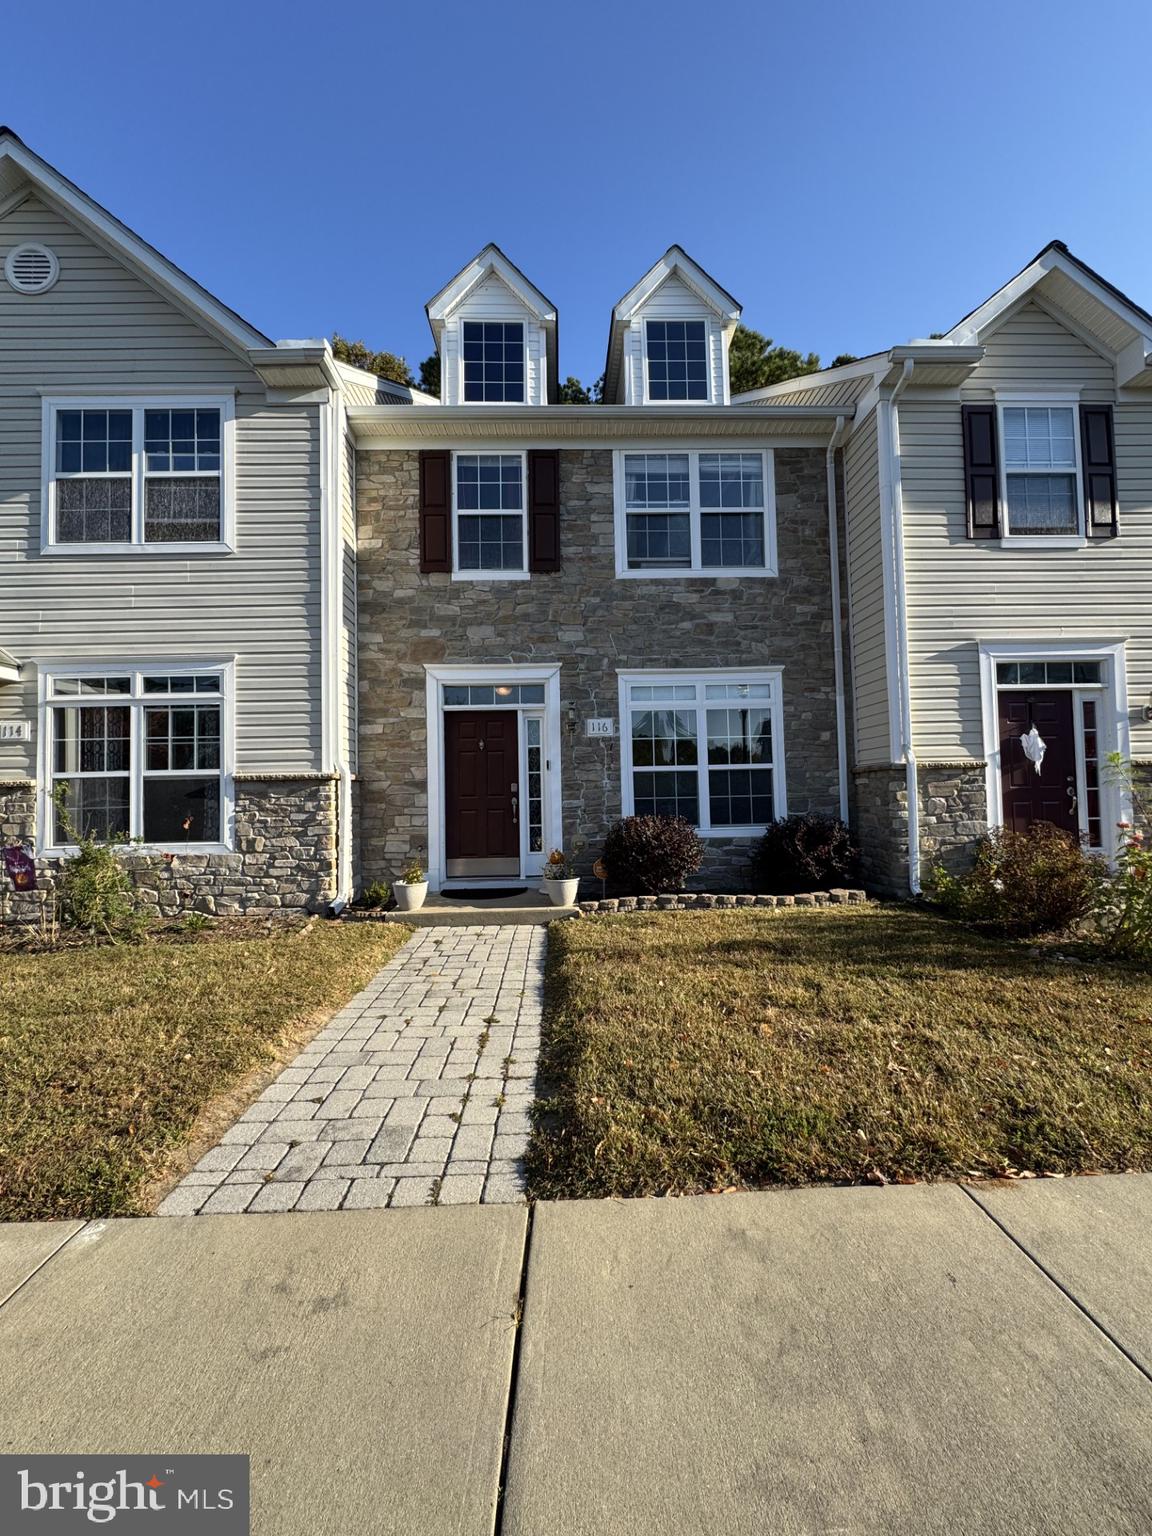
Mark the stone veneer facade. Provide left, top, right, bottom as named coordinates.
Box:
left=851, top=763, right=989, bottom=898
left=355, top=446, right=842, bottom=891
left=0, top=777, right=337, bottom=923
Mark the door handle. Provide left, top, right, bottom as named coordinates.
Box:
left=1066, top=776, right=1078, bottom=809
left=511, top=797, right=519, bottom=824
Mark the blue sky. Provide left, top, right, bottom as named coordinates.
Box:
left=4, top=0, right=1152, bottom=386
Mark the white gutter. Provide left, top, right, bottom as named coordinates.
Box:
left=879, top=359, right=919, bottom=894
left=826, top=414, right=851, bottom=822
left=318, top=391, right=354, bottom=914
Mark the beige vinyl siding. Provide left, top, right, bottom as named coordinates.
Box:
left=340, top=432, right=358, bottom=770
left=966, top=300, right=1116, bottom=400
left=900, top=398, right=1152, bottom=760
left=843, top=408, right=892, bottom=763
left=0, top=192, right=322, bottom=778
left=624, top=273, right=727, bottom=405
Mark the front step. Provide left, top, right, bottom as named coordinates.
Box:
left=377, top=904, right=577, bottom=928
left=344, top=890, right=579, bottom=928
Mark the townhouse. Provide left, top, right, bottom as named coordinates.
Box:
left=2, top=127, right=1149, bottom=912
left=745, top=244, right=1152, bottom=892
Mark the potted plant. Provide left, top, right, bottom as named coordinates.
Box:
left=541, top=849, right=580, bottom=907
left=393, top=855, right=428, bottom=913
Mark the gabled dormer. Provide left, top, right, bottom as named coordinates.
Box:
left=603, top=247, right=741, bottom=406
left=425, top=244, right=557, bottom=406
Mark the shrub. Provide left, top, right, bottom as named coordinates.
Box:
left=52, top=786, right=146, bottom=939
left=1097, top=824, right=1152, bottom=958
left=601, top=816, right=704, bottom=895
left=1095, top=757, right=1152, bottom=958
left=929, top=823, right=1101, bottom=938
left=358, top=880, right=391, bottom=910
left=750, top=814, right=858, bottom=894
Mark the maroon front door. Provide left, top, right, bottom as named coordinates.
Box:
left=998, top=690, right=1078, bottom=836
left=445, top=711, right=520, bottom=872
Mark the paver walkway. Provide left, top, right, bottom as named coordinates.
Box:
left=158, top=925, right=544, bottom=1216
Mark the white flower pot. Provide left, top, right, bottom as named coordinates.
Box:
left=394, top=880, right=428, bottom=912
left=544, top=877, right=581, bottom=907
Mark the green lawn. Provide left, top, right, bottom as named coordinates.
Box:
left=527, top=907, right=1152, bottom=1198
left=0, top=921, right=409, bottom=1221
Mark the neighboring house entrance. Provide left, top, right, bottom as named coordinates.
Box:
left=997, top=691, right=1078, bottom=836
left=425, top=664, right=563, bottom=891
left=445, top=711, right=520, bottom=877
left=980, top=643, right=1131, bottom=857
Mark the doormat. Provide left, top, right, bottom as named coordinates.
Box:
left=440, top=888, right=533, bottom=901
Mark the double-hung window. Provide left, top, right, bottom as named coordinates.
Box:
left=462, top=321, right=525, bottom=402
left=44, top=398, right=233, bottom=551
left=645, top=320, right=709, bottom=401
left=620, top=671, right=785, bottom=835
left=453, top=452, right=527, bottom=575
left=615, top=449, right=775, bottom=576
left=1000, top=403, right=1081, bottom=537
left=44, top=666, right=231, bottom=850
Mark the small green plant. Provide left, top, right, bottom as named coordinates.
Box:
left=541, top=848, right=574, bottom=879
left=359, top=880, right=391, bottom=909
left=400, top=856, right=425, bottom=885
left=1096, top=755, right=1152, bottom=959
left=181, top=911, right=210, bottom=934
left=929, top=822, right=1102, bottom=938
left=51, top=785, right=148, bottom=940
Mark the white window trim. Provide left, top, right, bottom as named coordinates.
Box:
left=612, top=447, right=778, bottom=579
left=617, top=666, right=787, bottom=838
left=994, top=394, right=1085, bottom=547
left=40, top=395, right=236, bottom=555
left=424, top=662, right=563, bottom=893
left=976, top=639, right=1131, bottom=859
left=458, top=317, right=528, bottom=406
left=640, top=317, right=715, bottom=406
left=450, top=448, right=530, bottom=581
left=37, top=658, right=237, bottom=856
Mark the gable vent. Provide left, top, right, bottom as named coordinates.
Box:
left=4, top=243, right=59, bottom=294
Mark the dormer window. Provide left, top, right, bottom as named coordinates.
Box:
left=645, top=320, right=709, bottom=401
left=463, top=321, right=525, bottom=403
left=426, top=246, right=557, bottom=406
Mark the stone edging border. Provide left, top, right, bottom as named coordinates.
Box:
left=578, top=889, right=869, bottom=914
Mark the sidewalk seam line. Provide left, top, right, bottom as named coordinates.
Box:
left=0, top=1218, right=95, bottom=1313
left=960, top=1184, right=1152, bottom=1387
left=493, top=1200, right=534, bottom=1536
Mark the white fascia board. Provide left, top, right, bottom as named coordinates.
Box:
left=0, top=139, right=271, bottom=357
left=946, top=248, right=1152, bottom=353
left=613, top=248, right=741, bottom=325
left=426, top=245, right=556, bottom=325
left=732, top=355, right=887, bottom=403
left=0, top=645, right=20, bottom=683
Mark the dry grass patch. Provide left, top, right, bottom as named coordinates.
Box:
left=0, top=921, right=409, bottom=1221
left=527, top=907, right=1152, bottom=1198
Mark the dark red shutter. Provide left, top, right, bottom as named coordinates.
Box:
left=961, top=404, right=1000, bottom=539
left=419, top=450, right=451, bottom=572
left=528, top=450, right=561, bottom=572
left=1080, top=404, right=1119, bottom=539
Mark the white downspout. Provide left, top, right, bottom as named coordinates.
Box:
left=319, top=387, right=354, bottom=914
left=883, top=359, right=919, bottom=894
left=826, top=414, right=851, bottom=822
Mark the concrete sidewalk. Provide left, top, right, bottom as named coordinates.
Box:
left=2, top=1178, right=1151, bottom=1534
